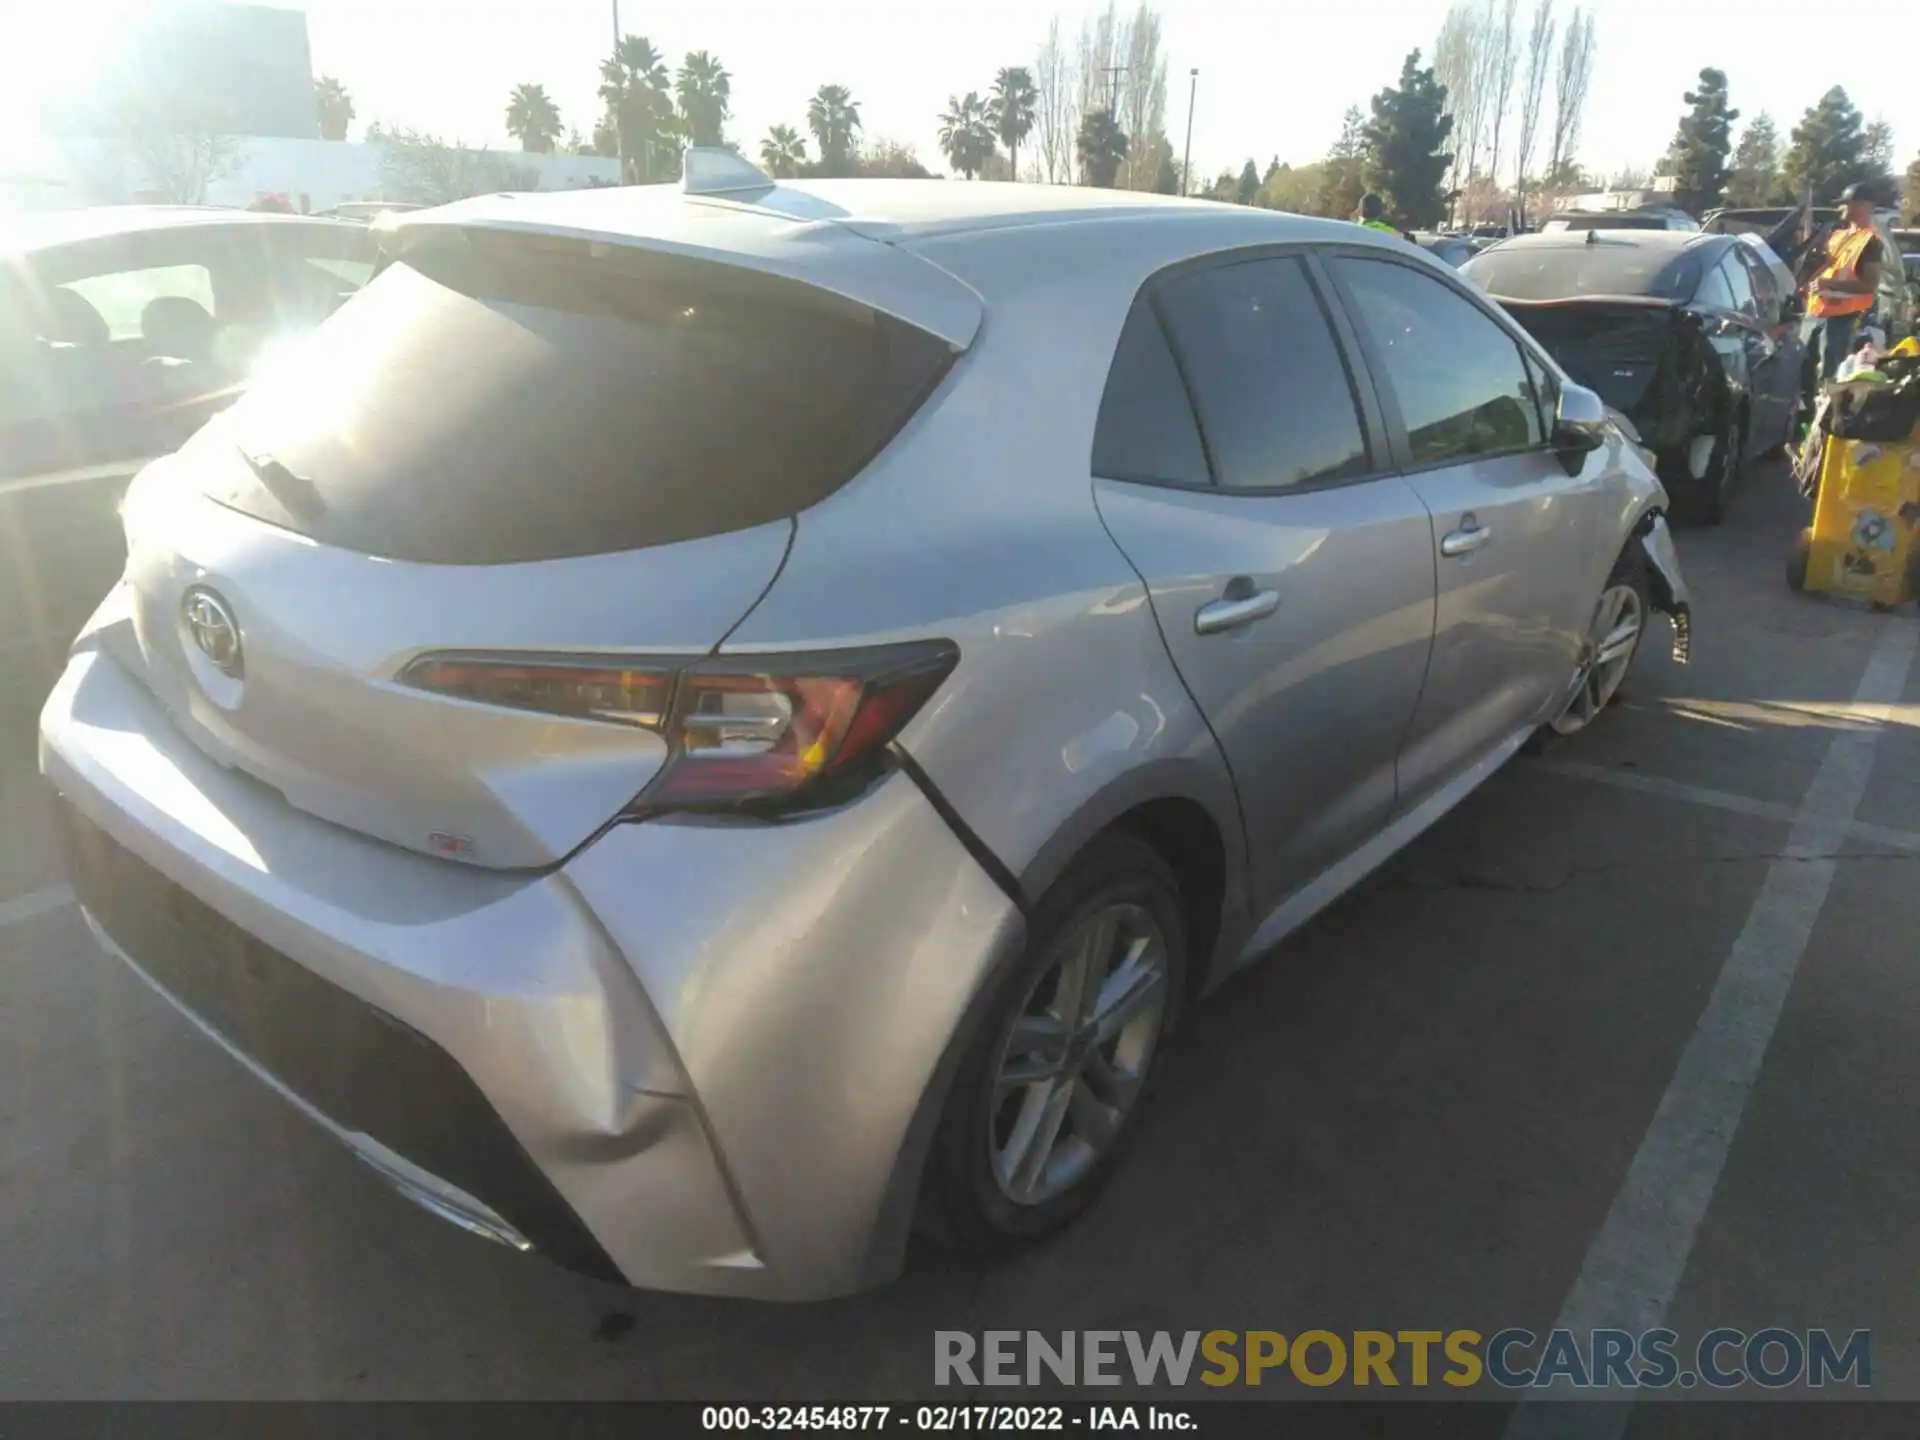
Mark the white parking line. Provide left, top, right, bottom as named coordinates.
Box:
left=1538, top=758, right=1920, bottom=854
left=1506, top=618, right=1919, bottom=1436
left=0, top=885, right=74, bottom=930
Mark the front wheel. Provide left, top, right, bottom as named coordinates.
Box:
left=919, top=831, right=1186, bottom=1256
left=1548, top=555, right=1651, bottom=737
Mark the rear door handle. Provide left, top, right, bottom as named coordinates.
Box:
left=1195, top=587, right=1280, bottom=635
left=1440, top=516, right=1492, bottom=557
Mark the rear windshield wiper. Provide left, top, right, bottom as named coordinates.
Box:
left=238, top=448, right=326, bottom=521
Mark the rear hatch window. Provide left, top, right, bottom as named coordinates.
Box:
left=1465, top=243, right=1703, bottom=302
left=206, top=228, right=955, bottom=564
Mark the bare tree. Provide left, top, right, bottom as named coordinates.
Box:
left=1074, top=3, right=1130, bottom=183
left=123, top=129, right=245, bottom=204
left=1484, top=0, right=1521, bottom=185
left=1513, top=0, right=1556, bottom=221
left=1546, top=7, right=1597, bottom=196
left=1436, top=1, right=1510, bottom=212
left=1433, top=3, right=1484, bottom=208
left=1118, top=3, right=1168, bottom=190
left=1033, top=19, right=1077, bottom=184
left=372, top=126, right=540, bottom=204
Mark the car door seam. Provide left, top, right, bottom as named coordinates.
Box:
left=1086, top=477, right=1256, bottom=877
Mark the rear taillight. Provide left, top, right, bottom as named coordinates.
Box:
left=400, top=641, right=957, bottom=817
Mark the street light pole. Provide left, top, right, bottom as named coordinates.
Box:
left=1181, top=68, right=1197, bottom=197
left=611, top=1, right=625, bottom=182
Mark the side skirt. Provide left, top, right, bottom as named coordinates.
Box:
left=1228, top=725, right=1535, bottom=973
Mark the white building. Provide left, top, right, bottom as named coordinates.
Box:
left=2, top=134, right=619, bottom=215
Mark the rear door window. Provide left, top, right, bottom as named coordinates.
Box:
left=64, top=263, right=214, bottom=342
left=1694, top=260, right=1737, bottom=312
left=1332, top=255, right=1545, bottom=465
left=1091, top=300, right=1210, bottom=487
left=1737, top=249, right=1780, bottom=321
left=1715, top=257, right=1757, bottom=317
left=209, top=229, right=956, bottom=564
left=1152, top=255, right=1371, bottom=491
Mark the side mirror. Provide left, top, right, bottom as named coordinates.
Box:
left=1552, top=382, right=1609, bottom=453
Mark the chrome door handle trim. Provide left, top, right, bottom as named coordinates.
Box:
left=1194, top=590, right=1281, bottom=635
left=1440, top=524, right=1491, bottom=557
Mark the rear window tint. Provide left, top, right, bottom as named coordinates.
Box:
left=1091, top=300, right=1210, bottom=487
left=209, top=229, right=954, bottom=564
left=1154, top=255, right=1371, bottom=491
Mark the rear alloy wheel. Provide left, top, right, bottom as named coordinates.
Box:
left=1549, top=558, right=1650, bottom=737
left=921, top=832, right=1185, bottom=1254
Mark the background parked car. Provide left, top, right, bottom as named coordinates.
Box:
left=1541, top=207, right=1701, bottom=233
left=1463, top=228, right=1804, bottom=524
left=1701, top=205, right=1914, bottom=343
left=0, top=206, right=375, bottom=686
left=1414, top=232, right=1478, bottom=267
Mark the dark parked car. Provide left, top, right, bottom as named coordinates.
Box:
left=1541, top=208, right=1700, bottom=233
left=1415, top=232, right=1478, bottom=267
left=1701, top=206, right=1913, bottom=342
left=0, top=206, right=375, bottom=685
left=1463, top=229, right=1804, bottom=524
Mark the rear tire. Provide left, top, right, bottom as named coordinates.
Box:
left=1667, top=409, right=1744, bottom=527
left=920, top=831, right=1186, bottom=1257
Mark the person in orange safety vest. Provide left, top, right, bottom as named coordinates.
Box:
left=1807, top=182, right=1887, bottom=383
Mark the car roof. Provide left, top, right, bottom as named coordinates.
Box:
left=390, top=179, right=1406, bottom=345
left=402, top=179, right=1232, bottom=246
left=0, top=204, right=359, bottom=258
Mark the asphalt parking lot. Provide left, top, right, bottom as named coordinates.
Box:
left=3, top=459, right=1918, bottom=1419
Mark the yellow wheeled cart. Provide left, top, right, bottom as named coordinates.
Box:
left=1789, top=346, right=1920, bottom=609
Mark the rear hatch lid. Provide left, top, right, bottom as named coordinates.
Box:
left=118, top=214, right=966, bottom=868
left=1497, top=296, right=1693, bottom=418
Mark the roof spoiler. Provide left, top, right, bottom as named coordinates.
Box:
left=682, top=147, right=775, bottom=198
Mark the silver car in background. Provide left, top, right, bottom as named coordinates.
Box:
left=40, top=155, right=1690, bottom=1301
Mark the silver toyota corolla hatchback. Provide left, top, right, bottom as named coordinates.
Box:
left=41, top=155, right=1691, bottom=1301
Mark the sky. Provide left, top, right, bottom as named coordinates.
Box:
left=1, top=0, right=1914, bottom=188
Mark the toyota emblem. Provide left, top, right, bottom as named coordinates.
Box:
left=182, top=586, right=244, bottom=678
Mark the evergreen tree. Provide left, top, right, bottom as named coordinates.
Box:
left=1235, top=159, right=1261, bottom=205
left=1780, top=87, right=1871, bottom=205
left=1727, top=113, right=1778, bottom=208
left=1662, top=68, right=1737, bottom=216
left=1361, top=51, right=1454, bottom=229
left=1906, top=154, right=1920, bottom=226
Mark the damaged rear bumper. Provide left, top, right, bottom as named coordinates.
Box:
left=1637, top=510, right=1692, bottom=664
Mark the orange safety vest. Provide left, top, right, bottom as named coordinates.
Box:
left=1808, top=225, right=1879, bottom=318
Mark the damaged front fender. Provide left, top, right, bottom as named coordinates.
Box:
left=1635, top=509, right=1692, bottom=664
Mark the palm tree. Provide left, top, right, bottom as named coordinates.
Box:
left=504, top=83, right=563, bottom=154
left=600, top=35, right=671, bottom=181
left=675, top=51, right=732, bottom=148
left=760, top=124, right=808, bottom=178
left=988, top=67, right=1038, bottom=183
left=937, top=92, right=997, bottom=180
left=807, top=85, right=862, bottom=176
left=1077, top=108, right=1128, bottom=187
left=315, top=75, right=354, bottom=142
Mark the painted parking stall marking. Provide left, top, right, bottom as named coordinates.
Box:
left=1506, top=617, right=1919, bottom=1437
